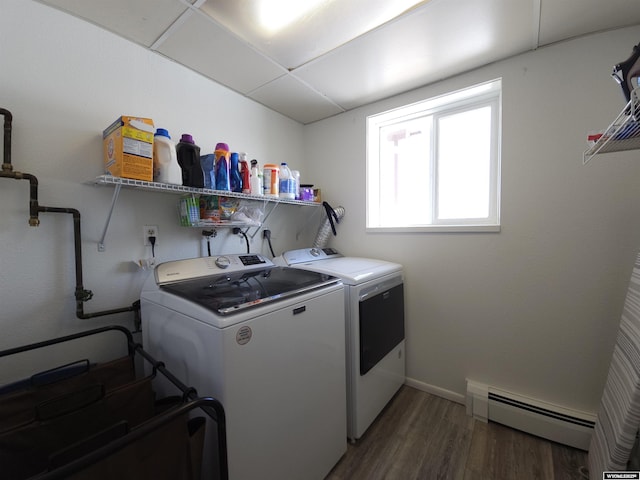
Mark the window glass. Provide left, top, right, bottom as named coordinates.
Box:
left=437, top=106, right=491, bottom=220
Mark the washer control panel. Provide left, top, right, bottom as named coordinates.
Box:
left=155, top=254, right=272, bottom=285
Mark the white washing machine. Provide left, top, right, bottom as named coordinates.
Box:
left=275, top=247, right=405, bottom=442
left=140, top=254, right=346, bottom=480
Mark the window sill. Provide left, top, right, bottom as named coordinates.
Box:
left=366, top=224, right=501, bottom=233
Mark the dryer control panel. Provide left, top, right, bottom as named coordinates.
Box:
left=280, top=248, right=342, bottom=265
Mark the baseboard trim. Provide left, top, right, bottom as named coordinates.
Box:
left=404, top=377, right=465, bottom=405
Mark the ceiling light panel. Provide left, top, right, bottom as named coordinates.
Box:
left=199, top=0, right=428, bottom=69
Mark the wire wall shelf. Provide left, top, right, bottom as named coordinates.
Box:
left=90, top=175, right=320, bottom=207
left=88, top=175, right=319, bottom=250
left=584, top=88, right=640, bottom=164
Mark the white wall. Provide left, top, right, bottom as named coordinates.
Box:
left=303, top=26, right=640, bottom=413
left=0, top=0, right=314, bottom=381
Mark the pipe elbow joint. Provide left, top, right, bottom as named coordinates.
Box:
left=75, top=287, right=94, bottom=302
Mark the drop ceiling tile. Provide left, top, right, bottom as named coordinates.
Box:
left=539, top=0, right=640, bottom=46
left=248, top=75, right=345, bottom=124
left=38, top=0, right=188, bottom=47
left=156, top=10, right=287, bottom=94
left=295, top=0, right=536, bottom=109
left=199, top=0, right=427, bottom=69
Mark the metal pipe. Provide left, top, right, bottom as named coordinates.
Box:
left=0, top=165, right=40, bottom=226
left=0, top=108, right=39, bottom=226
left=37, top=205, right=137, bottom=320
left=1, top=108, right=12, bottom=171
left=0, top=108, right=137, bottom=320
left=37, top=205, right=89, bottom=308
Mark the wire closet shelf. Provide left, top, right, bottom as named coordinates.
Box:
left=583, top=87, right=640, bottom=164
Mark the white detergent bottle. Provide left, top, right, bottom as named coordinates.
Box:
left=153, top=128, right=182, bottom=184
left=279, top=162, right=296, bottom=199
left=250, top=159, right=263, bottom=196
left=291, top=169, right=300, bottom=199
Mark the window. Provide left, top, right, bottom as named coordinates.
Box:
left=366, top=79, right=501, bottom=232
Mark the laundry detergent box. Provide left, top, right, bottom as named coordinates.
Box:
left=103, top=116, right=155, bottom=181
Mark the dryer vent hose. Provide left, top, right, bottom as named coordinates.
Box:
left=313, top=202, right=345, bottom=249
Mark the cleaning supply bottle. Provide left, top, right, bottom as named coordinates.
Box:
left=239, top=153, right=250, bottom=193
left=263, top=163, right=279, bottom=197
left=279, top=162, right=295, bottom=199
left=250, top=159, right=263, bottom=196
left=152, top=128, right=181, bottom=184
left=291, top=169, right=300, bottom=200
left=214, top=143, right=230, bottom=191
left=176, top=134, right=204, bottom=188
left=200, top=154, right=215, bottom=189
left=230, top=152, right=243, bottom=193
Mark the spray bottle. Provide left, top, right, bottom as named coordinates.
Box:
left=239, top=153, right=250, bottom=193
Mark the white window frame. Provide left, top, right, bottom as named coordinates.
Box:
left=366, top=79, right=502, bottom=233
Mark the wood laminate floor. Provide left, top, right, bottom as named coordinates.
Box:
left=326, top=386, right=589, bottom=480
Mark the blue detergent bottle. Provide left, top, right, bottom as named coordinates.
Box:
left=214, top=143, right=230, bottom=191
left=230, top=152, right=243, bottom=193
left=200, top=154, right=216, bottom=189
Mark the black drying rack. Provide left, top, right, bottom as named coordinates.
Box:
left=0, top=325, right=228, bottom=480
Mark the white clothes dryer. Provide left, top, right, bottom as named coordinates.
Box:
left=275, top=247, right=405, bottom=441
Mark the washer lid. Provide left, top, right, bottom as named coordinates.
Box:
left=159, top=266, right=340, bottom=315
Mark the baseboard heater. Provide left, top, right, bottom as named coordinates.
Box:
left=466, top=380, right=595, bottom=450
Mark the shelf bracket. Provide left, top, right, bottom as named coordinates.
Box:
left=296, top=206, right=322, bottom=240
left=97, top=183, right=121, bottom=252
left=248, top=199, right=280, bottom=240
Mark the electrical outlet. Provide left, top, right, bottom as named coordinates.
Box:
left=143, top=225, right=158, bottom=246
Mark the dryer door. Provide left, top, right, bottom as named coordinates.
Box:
left=358, top=279, right=405, bottom=375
